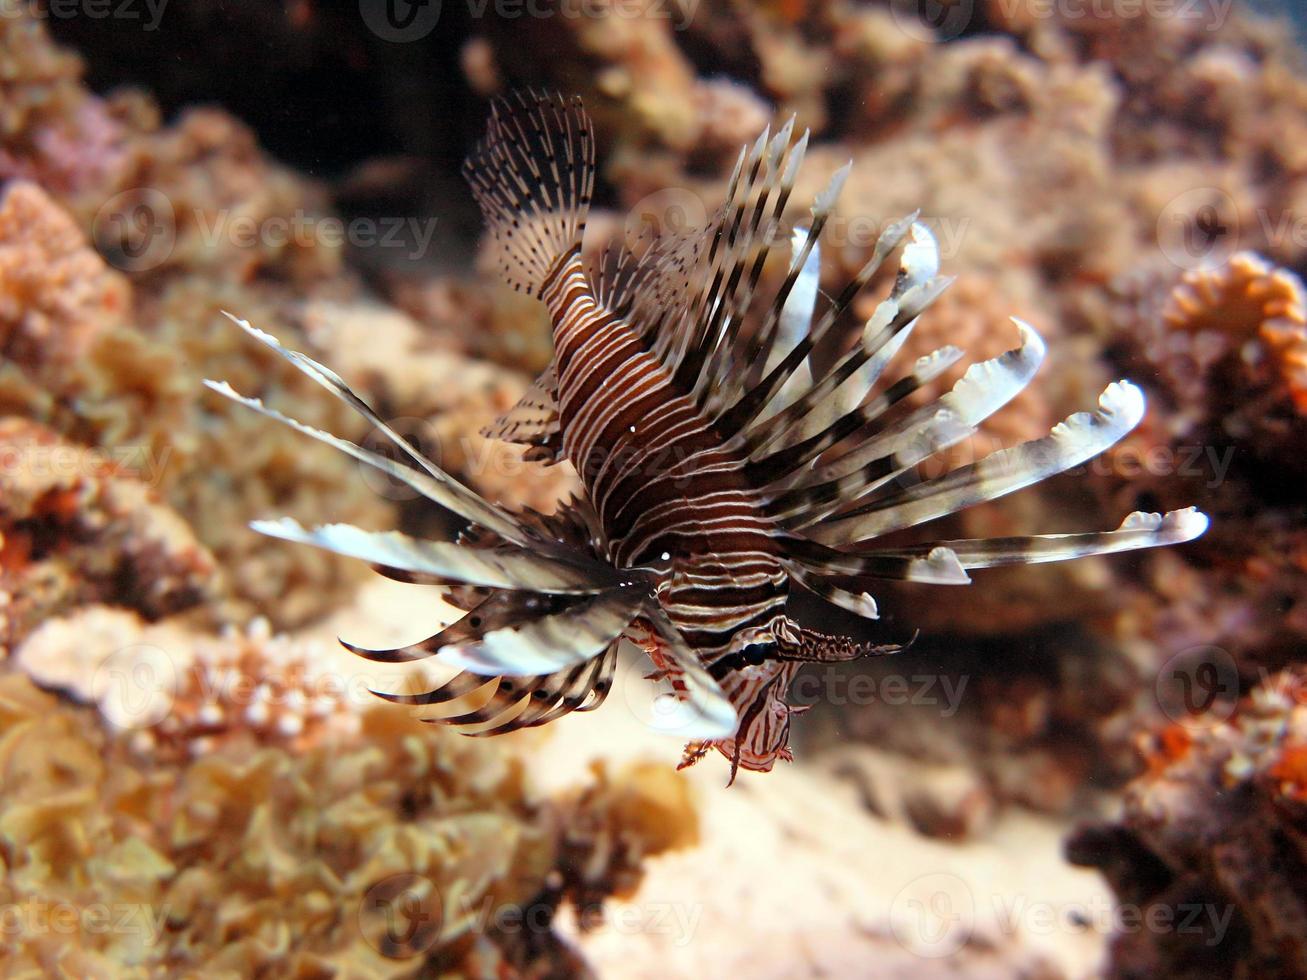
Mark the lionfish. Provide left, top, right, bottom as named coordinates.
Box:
left=206, top=92, right=1208, bottom=780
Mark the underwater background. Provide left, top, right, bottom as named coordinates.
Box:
left=1, top=0, right=1306, bottom=976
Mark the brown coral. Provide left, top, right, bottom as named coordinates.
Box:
left=1068, top=668, right=1307, bottom=979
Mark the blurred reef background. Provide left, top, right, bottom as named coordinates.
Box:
left=1, top=0, right=1306, bottom=976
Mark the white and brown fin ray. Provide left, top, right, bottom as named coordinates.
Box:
left=481, top=362, right=564, bottom=463
left=786, top=533, right=973, bottom=585
left=204, top=376, right=545, bottom=553
left=754, top=226, right=823, bottom=415
left=432, top=587, right=644, bottom=677
left=739, top=163, right=851, bottom=381
left=206, top=315, right=544, bottom=553
left=385, top=643, right=616, bottom=734
left=783, top=560, right=881, bottom=621
left=797, top=319, right=1046, bottom=491
left=348, top=590, right=580, bottom=665
left=742, top=272, right=955, bottom=459
left=779, top=222, right=945, bottom=445
left=251, top=517, right=620, bottom=595
left=461, top=648, right=619, bottom=736
left=750, top=342, right=967, bottom=499
left=463, top=90, right=595, bottom=296
left=860, top=507, right=1210, bottom=569
left=810, top=381, right=1147, bottom=545
left=717, top=211, right=919, bottom=437
left=688, top=122, right=810, bottom=406
left=665, top=121, right=803, bottom=391
left=767, top=409, right=976, bottom=529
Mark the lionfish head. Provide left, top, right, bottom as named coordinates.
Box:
left=684, top=616, right=842, bottom=778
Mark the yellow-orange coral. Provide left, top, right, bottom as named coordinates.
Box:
left=1162, top=251, right=1307, bottom=413
left=0, top=664, right=702, bottom=978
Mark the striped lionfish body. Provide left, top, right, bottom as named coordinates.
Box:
left=208, top=92, right=1208, bottom=781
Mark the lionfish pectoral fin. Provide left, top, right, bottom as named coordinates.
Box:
left=755, top=226, right=822, bottom=414
left=810, top=381, right=1150, bottom=544
left=787, top=536, right=972, bottom=585
left=204, top=319, right=539, bottom=552
left=436, top=588, right=643, bottom=677
left=463, top=90, right=594, bottom=297
left=365, top=605, right=622, bottom=733
left=638, top=609, right=740, bottom=741
left=864, top=507, right=1210, bottom=569
left=784, top=561, right=880, bottom=620
left=781, top=318, right=1046, bottom=497
left=249, top=517, right=619, bottom=594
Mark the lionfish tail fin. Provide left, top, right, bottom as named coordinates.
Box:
left=463, top=90, right=595, bottom=296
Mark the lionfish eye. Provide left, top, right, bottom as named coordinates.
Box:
left=740, top=642, right=776, bottom=666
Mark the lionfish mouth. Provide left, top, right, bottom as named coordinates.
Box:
left=205, top=90, right=1208, bottom=781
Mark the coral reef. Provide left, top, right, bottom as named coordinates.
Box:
left=1067, top=669, right=1307, bottom=979
left=0, top=418, right=214, bottom=652
left=2, top=594, right=703, bottom=978
left=0, top=0, right=1303, bottom=975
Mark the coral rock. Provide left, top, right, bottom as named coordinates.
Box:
left=0, top=418, right=214, bottom=651
left=1068, top=668, right=1307, bottom=979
